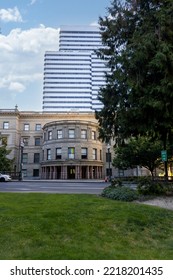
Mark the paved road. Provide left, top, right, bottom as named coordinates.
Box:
left=0, top=180, right=109, bottom=194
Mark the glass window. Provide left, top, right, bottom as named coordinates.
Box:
left=92, top=148, right=97, bottom=160
left=22, top=153, right=28, bottom=164
left=47, top=149, right=51, bottom=160
left=34, top=153, right=40, bottom=163
left=81, top=129, right=87, bottom=139
left=92, top=131, right=96, bottom=140
left=35, top=124, right=41, bottom=131
left=68, top=129, right=75, bottom=138
left=24, top=124, right=30, bottom=131
left=33, top=169, right=39, bottom=177
left=81, top=148, right=87, bottom=159
left=3, top=122, right=9, bottom=129
left=35, top=138, right=41, bottom=146
left=56, top=148, right=62, bottom=159
left=68, top=147, right=75, bottom=159
left=48, top=131, right=52, bottom=140
left=57, top=129, right=62, bottom=139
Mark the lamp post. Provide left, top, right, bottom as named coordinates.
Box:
left=107, top=143, right=111, bottom=181
left=19, top=140, right=24, bottom=181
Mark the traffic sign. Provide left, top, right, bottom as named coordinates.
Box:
left=161, top=150, right=167, bottom=162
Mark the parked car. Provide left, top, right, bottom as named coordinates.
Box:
left=0, top=173, right=12, bottom=182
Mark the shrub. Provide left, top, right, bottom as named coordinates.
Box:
left=101, top=186, right=139, bottom=201
left=110, top=178, right=123, bottom=188
left=137, top=177, right=168, bottom=195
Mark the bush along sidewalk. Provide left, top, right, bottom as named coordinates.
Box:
left=101, top=177, right=173, bottom=202
left=136, top=177, right=173, bottom=196
left=101, top=179, right=139, bottom=202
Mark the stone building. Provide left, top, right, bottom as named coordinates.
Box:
left=0, top=107, right=146, bottom=180
left=0, top=107, right=116, bottom=179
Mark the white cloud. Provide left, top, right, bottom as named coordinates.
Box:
left=29, top=0, right=37, bottom=5
left=9, top=82, right=26, bottom=92
left=0, top=7, right=23, bottom=22
left=0, top=25, right=59, bottom=109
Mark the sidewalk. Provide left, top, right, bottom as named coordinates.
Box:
left=18, top=179, right=106, bottom=183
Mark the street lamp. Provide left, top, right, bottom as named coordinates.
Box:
left=107, top=143, right=111, bottom=181
left=19, top=140, right=24, bottom=181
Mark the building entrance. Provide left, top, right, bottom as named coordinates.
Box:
left=67, top=166, right=75, bottom=179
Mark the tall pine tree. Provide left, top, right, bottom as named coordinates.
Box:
left=96, top=0, right=173, bottom=177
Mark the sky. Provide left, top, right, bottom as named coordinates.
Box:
left=0, top=0, right=111, bottom=111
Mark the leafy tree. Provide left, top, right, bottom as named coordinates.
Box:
left=96, top=0, right=173, bottom=177
left=113, top=136, right=163, bottom=176
left=0, top=140, right=14, bottom=172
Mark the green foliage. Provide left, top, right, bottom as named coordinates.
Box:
left=137, top=177, right=170, bottom=195
left=101, top=185, right=139, bottom=201
left=113, top=136, right=162, bottom=175
left=110, top=178, right=123, bottom=187
left=0, top=142, right=14, bottom=171
left=96, top=0, right=173, bottom=150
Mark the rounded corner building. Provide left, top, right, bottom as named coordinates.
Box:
left=41, top=119, right=104, bottom=179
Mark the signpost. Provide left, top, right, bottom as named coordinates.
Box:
left=161, top=150, right=167, bottom=162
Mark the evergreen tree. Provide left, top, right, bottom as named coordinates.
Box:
left=96, top=0, right=173, bottom=178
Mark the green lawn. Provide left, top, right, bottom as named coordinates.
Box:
left=0, top=193, right=173, bottom=260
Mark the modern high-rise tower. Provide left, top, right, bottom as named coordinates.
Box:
left=42, top=25, right=106, bottom=112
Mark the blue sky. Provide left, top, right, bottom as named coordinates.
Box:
left=0, top=0, right=110, bottom=111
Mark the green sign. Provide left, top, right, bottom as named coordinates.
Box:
left=161, top=150, right=167, bottom=162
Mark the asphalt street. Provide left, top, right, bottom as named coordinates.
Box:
left=0, top=180, right=109, bottom=194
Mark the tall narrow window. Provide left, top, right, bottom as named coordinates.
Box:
left=48, top=131, right=52, bottom=140
left=22, top=153, right=28, bottom=164
left=92, top=131, right=96, bottom=140
left=81, top=148, right=87, bottom=159
left=47, top=149, right=51, bottom=160
left=35, top=137, right=41, bottom=146
left=68, top=129, right=75, bottom=138
left=34, top=153, right=40, bottom=163
left=57, top=129, right=62, bottom=139
left=68, top=147, right=75, bottom=159
left=81, top=129, right=87, bottom=139
left=56, top=148, right=62, bottom=159
left=92, top=148, right=97, bottom=160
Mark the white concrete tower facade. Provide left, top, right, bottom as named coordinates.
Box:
left=42, top=25, right=105, bottom=112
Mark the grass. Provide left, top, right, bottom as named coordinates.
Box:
left=0, top=193, right=173, bottom=259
